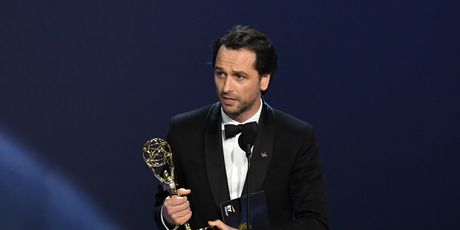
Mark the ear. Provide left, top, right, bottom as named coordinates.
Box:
left=260, top=74, right=271, bottom=91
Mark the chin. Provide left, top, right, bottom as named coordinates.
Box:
left=223, top=107, right=240, bottom=117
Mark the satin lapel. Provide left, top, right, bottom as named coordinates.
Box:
left=204, top=102, right=231, bottom=209
left=243, top=102, right=275, bottom=193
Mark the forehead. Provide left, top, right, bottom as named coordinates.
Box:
left=215, top=46, right=257, bottom=71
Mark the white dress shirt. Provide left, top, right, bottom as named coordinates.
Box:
left=221, top=99, right=262, bottom=200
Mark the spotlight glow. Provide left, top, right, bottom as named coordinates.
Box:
left=0, top=131, right=122, bottom=230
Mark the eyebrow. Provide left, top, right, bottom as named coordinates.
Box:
left=233, top=70, right=248, bottom=77
left=214, top=66, right=248, bottom=76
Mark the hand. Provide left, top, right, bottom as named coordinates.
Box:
left=208, top=219, right=238, bottom=230
left=162, top=188, right=192, bottom=226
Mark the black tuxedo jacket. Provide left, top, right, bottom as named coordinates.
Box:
left=155, top=102, right=328, bottom=230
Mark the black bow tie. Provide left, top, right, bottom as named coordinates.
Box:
left=224, top=122, right=258, bottom=139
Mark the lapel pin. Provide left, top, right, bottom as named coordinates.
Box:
left=260, top=152, right=268, bottom=158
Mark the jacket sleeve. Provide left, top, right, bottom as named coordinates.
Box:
left=271, top=127, right=329, bottom=230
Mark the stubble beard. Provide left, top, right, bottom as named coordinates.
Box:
left=221, top=96, right=257, bottom=121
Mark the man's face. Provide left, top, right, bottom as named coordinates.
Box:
left=214, top=46, right=270, bottom=122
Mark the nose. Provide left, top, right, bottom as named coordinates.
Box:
left=222, top=76, right=234, bottom=93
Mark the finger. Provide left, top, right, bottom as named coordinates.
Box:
left=165, top=206, right=191, bottom=225
left=177, top=188, right=191, bottom=196
left=208, top=220, right=224, bottom=229
left=164, top=199, right=190, bottom=213
left=164, top=195, right=188, bottom=206
left=208, top=220, right=237, bottom=230
left=163, top=204, right=192, bottom=225
left=174, top=210, right=192, bottom=225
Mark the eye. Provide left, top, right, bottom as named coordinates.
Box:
left=214, top=70, right=226, bottom=78
left=235, top=74, right=246, bottom=81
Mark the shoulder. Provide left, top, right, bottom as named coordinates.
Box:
left=267, top=106, right=318, bottom=149
left=172, top=104, right=213, bottom=123
left=270, top=106, right=314, bottom=134
left=169, top=102, right=219, bottom=132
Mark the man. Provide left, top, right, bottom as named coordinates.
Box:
left=154, top=25, right=329, bottom=230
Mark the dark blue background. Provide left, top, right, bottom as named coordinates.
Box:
left=1, top=0, right=459, bottom=229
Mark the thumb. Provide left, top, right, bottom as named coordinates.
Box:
left=177, top=188, right=191, bottom=196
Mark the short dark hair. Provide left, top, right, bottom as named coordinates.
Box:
left=212, top=25, right=278, bottom=90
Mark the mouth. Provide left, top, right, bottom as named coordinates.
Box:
left=221, top=95, right=238, bottom=105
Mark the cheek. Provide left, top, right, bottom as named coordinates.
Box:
left=214, top=77, right=221, bottom=90
left=241, top=84, right=258, bottom=99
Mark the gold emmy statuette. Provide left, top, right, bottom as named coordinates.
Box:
left=238, top=223, right=250, bottom=230
left=143, top=138, right=192, bottom=230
